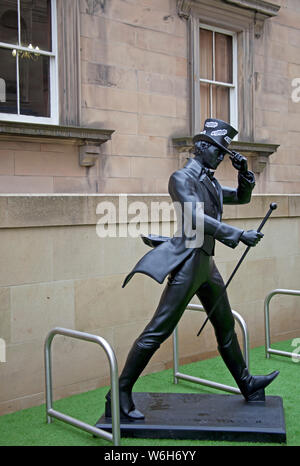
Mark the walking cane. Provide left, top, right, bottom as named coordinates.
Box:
left=196, top=202, right=277, bottom=337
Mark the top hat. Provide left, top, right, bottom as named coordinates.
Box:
left=193, top=118, right=238, bottom=155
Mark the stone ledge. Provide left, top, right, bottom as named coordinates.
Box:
left=178, top=0, right=280, bottom=19
left=0, top=121, right=114, bottom=143
left=0, top=122, right=114, bottom=167
left=223, top=0, right=281, bottom=17
left=0, top=194, right=298, bottom=229
left=172, top=137, right=280, bottom=174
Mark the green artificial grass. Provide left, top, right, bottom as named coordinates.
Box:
left=0, top=339, right=299, bottom=446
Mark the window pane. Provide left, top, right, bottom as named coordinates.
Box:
left=0, top=48, right=17, bottom=114
left=212, top=85, right=230, bottom=123
left=215, top=33, right=233, bottom=84
left=0, top=0, right=18, bottom=45
left=200, top=82, right=210, bottom=130
left=19, top=55, right=50, bottom=117
left=199, top=28, right=213, bottom=80
left=21, top=0, right=52, bottom=51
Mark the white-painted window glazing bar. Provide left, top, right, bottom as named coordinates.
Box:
left=199, top=22, right=238, bottom=128
left=0, top=0, right=58, bottom=124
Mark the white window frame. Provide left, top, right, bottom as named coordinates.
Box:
left=0, top=0, right=59, bottom=125
left=192, top=20, right=238, bottom=135
left=199, top=23, right=238, bottom=131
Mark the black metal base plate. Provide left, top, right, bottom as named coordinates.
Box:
left=96, top=392, right=286, bottom=443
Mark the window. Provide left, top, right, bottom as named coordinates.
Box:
left=178, top=0, right=280, bottom=148
left=0, top=0, right=58, bottom=124
left=199, top=24, right=238, bottom=132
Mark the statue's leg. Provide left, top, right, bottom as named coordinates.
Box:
left=196, top=260, right=279, bottom=401
left=105, top=249, right=210, bottom=420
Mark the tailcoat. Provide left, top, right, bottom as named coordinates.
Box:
left=123, top=157, right=255, bottom=288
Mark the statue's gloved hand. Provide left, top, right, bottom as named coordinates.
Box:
left=240, top=230, right=264, bottom=247
left=229, top=151, right=248, bottom=174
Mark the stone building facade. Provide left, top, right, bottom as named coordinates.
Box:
left=0, top=0, right=299, bottom=195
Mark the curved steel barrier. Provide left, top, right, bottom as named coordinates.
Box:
left=44, top=327, right=120, bottom=446
left=173, top=303, right=250, bottom=394
left=265, top=289, right=300, bottom=361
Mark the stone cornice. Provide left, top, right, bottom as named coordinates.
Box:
left=0, top=121, right=114, bottom=167
left=178, top=0, right=281, bottom=20
left=172, top=137, right=280, bottom=174
left=223, top=0, right=281, bottom=17
left=0, top=121, right=114, bottom=144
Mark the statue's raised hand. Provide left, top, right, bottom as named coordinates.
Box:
left=229, top=151, right=248, bottom=174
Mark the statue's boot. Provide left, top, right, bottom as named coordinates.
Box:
left=105, top=342, right=156, bottom=420
left=218, top=332, right=279, bottom=402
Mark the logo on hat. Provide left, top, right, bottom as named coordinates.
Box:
left=193, top=119, right=238, bottom=155
left=205, top=121, right=218, bottom=128
left=211, top=129, right=227, bottom=137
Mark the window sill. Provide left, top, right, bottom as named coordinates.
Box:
left=0, top=121, right=114, bottom=167
left=172, top=137, right=280, bottom=174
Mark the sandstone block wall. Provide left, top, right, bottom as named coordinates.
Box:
left=0, top=0, right=300, bottom=194
left=254, top=0, right=300, bottom=194
left=79, top=0, right=187, bottom=194
left=0, top=193, right=299, bottom=415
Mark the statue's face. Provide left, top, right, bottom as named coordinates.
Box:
left=202, top=144, right=225, bottom=170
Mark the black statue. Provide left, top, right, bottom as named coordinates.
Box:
left=105, top=119, right=279, bottom=421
